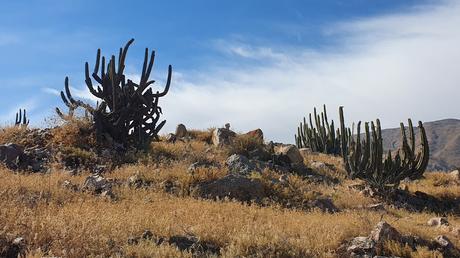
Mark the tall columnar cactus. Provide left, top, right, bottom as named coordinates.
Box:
left=339, top=107, right=430, bottom=190
left=295, top=105, right=341, bottom=154
left=56, top=39, right=172, bottom=148
left=15, top=109, right=29, bottom=127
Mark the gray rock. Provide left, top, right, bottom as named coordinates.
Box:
left=449, top=170, right=459, bottom=180
left=427, top=217, right=449, bottom=227
left=196, top=174, right=266, bottom=202
left=82, top=174, right=112, bottom=194
left=274, top=144, right=303, bottom=165
left=212, top=128, right=236, bottom=146
left=369, top=221, right=401, bottom=243
left=367, top=203, right=385, bottom=211
left=347, top=236, right=375, bottom=254
left=433, top=235, right=453, bottom=248
left=175, top=124, right=188, bottom=138
left=0, top=143, right=24, bottom=169
left=226, top=154, right=255, bottom=175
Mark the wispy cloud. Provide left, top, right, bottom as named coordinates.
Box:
left=159, top=0, right=460, bottom=143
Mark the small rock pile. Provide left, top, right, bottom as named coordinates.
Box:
left=341, top=221, right=460, bottom=257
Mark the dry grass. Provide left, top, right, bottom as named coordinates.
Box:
left=0, top=136, right=459, bottom=257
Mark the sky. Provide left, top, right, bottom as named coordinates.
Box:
left=1, top=0, right=459, bottom=143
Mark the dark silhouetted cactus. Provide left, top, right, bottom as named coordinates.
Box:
left=56, top=39, right=172, bottom=148
left=15, top=109, right=29, bottom=127
left=295, top=105, right=341, bottom=155
left=339, top=107, right=429, bottom=190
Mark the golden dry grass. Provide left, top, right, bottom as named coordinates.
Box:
left=0, top=136, right=459, bottom=257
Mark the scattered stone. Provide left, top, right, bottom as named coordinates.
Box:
left=175, top=124, right=188, bottom=138
left=127, top=174, right=151, bottom=189
left=245, top=129, right=264, bottom=141
left=427, top=217, right=449, bottom=227
left=165, top=133, right=177, bottom=143
left=82, top=174, right=113, bottom=196
left=274, top=144, right=303, bottom=165
left=160, top=180, right=175, bottom=193
left=196, top=174, right=266, bottom=202
left=226, top=154, right=254, bottom=175
left=310, top=161, right=326, bottom=170
left=369, top=221, right=401, bottom=243
left=278, top=174, right=289, bottom=184
left=0, top=235, right=26, bottom=258
left=347, top=237, right=375, bottom=255
left=433, top=235, right=452, bottom=248
left=212, top=127, right=236, bottom=146
left=61, top=180, right=79, bottom=192
left=449, top=170, right=459, bottom=180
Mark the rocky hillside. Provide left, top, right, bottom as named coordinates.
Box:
left=381, top=119, right=460, bottom=171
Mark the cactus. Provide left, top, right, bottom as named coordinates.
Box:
left=56, top=39, right=172, bottom=148
left=339, top=107, right=429, bottom=190
left=295, top=105, right=341, bottom=155
left=15, top=109, right=29, bottom=127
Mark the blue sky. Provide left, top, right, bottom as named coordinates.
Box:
left=1, top=0, right=459, bottom=142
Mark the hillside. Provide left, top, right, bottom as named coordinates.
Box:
left=381, top=119, right=460, bottom=171
left=0, top=122, right=459, bottom=257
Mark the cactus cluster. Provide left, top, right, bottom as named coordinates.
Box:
left=56, top=39, right=172, bottom=148
left=15, top=109, right=29, bottom=127
left=295, top=105, right=341, bottom=155
left=339, top=106, right=429, bottom=190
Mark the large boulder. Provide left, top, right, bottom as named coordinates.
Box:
left=427, top=217, right=449, bottom=227
left=449, top=170, right=459, bottom=181
left=195, top=174, right=266, bottom=202
left=212, top=128, right=236, bottom=146
left=0, top=143, right=24, bottom=169
left=274, top=144, right=303, bottom=165
left=175, top=124, right=188, bottom=138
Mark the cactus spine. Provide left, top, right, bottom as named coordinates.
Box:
left=295, top=104, right=341, bottom=155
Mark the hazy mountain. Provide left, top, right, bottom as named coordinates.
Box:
left=381, top=119, right=460, bottom=172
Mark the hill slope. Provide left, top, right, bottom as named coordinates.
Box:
left=381, top=118, right=460, bottom=171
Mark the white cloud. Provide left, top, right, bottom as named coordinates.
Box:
left=158, top=0, right=460, bottom=143
left=48, top=1, right=460, bottom=144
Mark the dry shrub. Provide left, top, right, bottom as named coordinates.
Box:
left=0, top=126, right=35, bottom=146
left=226, top=133, right=265, bottom=157
left=188, top=128, right=214, bottom=144
left=383, top=240, right=443, bottom=258
left=50, top=118, right=96, bottom=149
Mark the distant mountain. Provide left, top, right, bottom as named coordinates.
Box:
left=381, top=119, right=460, bottom=172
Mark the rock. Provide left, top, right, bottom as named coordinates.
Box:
left=427, top=217, right=449, bottom=227
left=347, top=236, right=375, bottom=255
left=278, top=174, right=289, bottom=183
left=369, top=221, right=401, bottom=243
left=226, top=154, right=254, bottom=175
left=245, top=129, right=264, bottom=141
left=175, top=124, right=188, bottom=138
left=310, top=161, right=326, bottom=170
left=308, top=198, right=339, bottom=213
left=248, top=148, right=271, bottom=161
left=61, top=180, right=79, bottom=192
left=298, top=148, right=312, bottom=157
left=0, top=143, right=24, bottom=169
left=433, top=235, right=453, bottom=248
left=0, top=235, right=26, bottom=258
left=165, top=133, right=177, bottom=143
left=196, top=174, right=266, bottom=202
left=212, top=128, right=236, bottom=146
left=127, top=174, right=151, bottom=189
left=274, top=144, right=303, bottom=165
left=82, top=174, right=112, bottom=194
left=449, top=170, right=459, bottom=180
left=160, top=180, right=175, bottom=193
